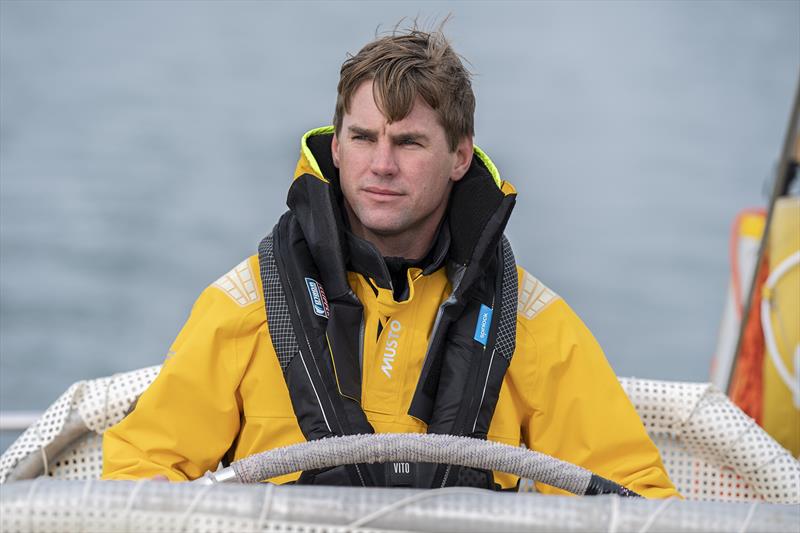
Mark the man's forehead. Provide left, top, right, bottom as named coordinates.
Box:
left=342, top=80, right=440, bottom=131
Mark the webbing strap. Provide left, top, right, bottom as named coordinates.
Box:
left=258, top=235, right=298, bottom=372
left=496, top=236, right=518, bottom=363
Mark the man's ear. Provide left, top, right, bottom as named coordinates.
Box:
left=450, top=136, right=473, bottom=182
left=331, top=133, right=340, bottom=168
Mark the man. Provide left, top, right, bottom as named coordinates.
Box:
left=103, top=27, right=678, bottom=497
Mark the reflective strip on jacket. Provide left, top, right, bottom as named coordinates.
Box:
left=102, top=255, right=679, bottom=498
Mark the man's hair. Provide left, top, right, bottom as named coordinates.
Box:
left=333, top=26, right=474, bottom=152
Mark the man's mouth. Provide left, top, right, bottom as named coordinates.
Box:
left=363, top=187, right=403, bottom=197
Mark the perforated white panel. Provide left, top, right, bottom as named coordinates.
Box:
left=77, top=367, right=160, bottom=433
left=2, top=368, right=798, bottom=506
left=619, top=377, right=800, bottom=503
left=0, top=383, right=80, bottom=483
left=47, top=433, right=104, bottom=481
left=0, top=366, right=159, bottom=483
left=652, top=433, right=760, bottom=502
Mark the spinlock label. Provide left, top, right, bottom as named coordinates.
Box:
left=304, top=277, right=330, bottom=318
left=473, top=304, right=493, bottom=346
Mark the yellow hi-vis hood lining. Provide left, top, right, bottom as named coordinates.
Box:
left=297, top=126, right=505, bottom=191
left=473, top=145, right=501, bottom=188
left=297, top=126, right=336, bottom=183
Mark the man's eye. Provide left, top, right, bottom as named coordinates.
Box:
left=399, top=139, right=420, bottom=146
left=352, top=135, right=372, bottom=142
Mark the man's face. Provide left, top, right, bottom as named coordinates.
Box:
left=332, top=80, right=472, bottom=251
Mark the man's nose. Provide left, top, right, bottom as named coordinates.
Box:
left=370, top=139, right=399, bottom=177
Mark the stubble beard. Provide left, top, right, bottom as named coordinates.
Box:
left=344, top=195, right=448, bottom=260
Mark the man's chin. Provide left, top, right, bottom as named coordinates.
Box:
left=362, top=223, right=406, bottom=238
left=356, top=215, right=417, bottom=237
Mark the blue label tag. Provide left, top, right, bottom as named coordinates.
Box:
left=473, top=304, right=493, bottom=345
left=305, top=277, right=330, bottom=318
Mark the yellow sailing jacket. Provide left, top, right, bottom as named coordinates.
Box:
left=102, top=254, right=678, bottom=498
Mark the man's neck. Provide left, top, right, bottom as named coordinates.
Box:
left=350, top=222, right=438, bottom=260
left=344, top=207, right=443, bottom=260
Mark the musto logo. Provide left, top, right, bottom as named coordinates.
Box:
left=304, top=277, right=330, bottom=318
left=381, top=320, right=402, bottom=378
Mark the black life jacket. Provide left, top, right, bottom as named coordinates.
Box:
left=257, top=132, right=518, bottom=489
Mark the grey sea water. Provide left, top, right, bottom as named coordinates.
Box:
left=1, top=1, right=798, bottom=449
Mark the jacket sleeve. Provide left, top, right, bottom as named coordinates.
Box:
left=101, top=284, right=254, bottom=481
left=514, top=273, right=679, bottom=498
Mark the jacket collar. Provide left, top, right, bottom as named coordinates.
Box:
left=288, top=126, right=516, bottom=297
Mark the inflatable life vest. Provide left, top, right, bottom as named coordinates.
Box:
left=257, top=129, right=520, bottom=488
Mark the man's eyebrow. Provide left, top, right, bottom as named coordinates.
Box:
left=347, top=126, right=377, bottom=137
left=346, top=126, right=430, bottom=143
left=389, top=131, right=430, bottom=143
